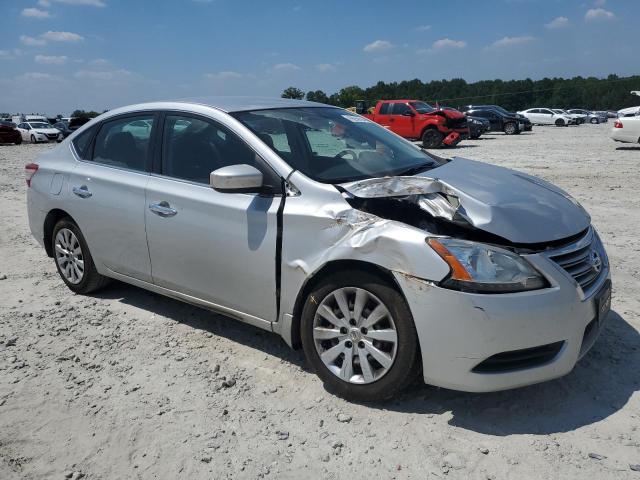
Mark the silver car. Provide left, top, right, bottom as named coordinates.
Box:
left=26, top=98, right=612, bottom=401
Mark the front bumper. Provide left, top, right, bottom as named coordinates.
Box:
left=393, top=235, right=610, bottom=392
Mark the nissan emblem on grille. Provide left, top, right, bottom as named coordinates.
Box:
left=591, top=250, right=602, bottom=274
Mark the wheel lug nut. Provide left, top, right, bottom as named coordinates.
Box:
left=358, top=341, right=365, bottom=349
left=360, top=327, right=367, bottom=334
left=340, top=327, right=347, bottom=334
left=349, top=319, right=356, bottom=326
left=345, top=341, right=352, bottom=348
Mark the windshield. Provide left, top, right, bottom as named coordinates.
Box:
left=408, top=101, right=435, bottom=114
left=29, top=122, right=51, bottom=129
left=232, top=107, right=442, bottom=184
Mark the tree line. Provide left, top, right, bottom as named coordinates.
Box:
left=282, top=74, right=640, bottom=111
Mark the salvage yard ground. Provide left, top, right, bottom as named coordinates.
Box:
left=1, top=124, right=639, bottom=479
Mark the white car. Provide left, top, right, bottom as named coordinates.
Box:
left=517, top=108, right=573, bottom=127
left=552, top=109, right=583, bottom=125
left=618, top=106, right=640, bottom=117
left=16, top=121, right=63, bottom=143
left=611, top=117, right=640, bottom=144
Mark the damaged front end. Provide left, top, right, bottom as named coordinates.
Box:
left=339, top=157, right=591, bottom=252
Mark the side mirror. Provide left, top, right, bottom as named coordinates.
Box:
left=210, top=164, right=264, bottom=193
left=402, top=110, right=415, bottom=117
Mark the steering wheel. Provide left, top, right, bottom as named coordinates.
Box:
left=334, top=149, right=358, bottom=160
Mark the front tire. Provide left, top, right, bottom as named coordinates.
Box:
left=300, top=270, right=419, bottom=402
left=590, top=117, right=599, bottom=124
left=30, top=134, right=37, bottom=144
left=555, top=118, right=565, bottom=127
left=52, top=218, right=110, bottom=294
left=15, top=137, right=22, bottom=145
left=504, top=122, right=517, bottom=135
left=421, top=128, right=444, bottom=148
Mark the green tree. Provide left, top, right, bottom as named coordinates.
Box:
left=306, top=90, right=329, bottom=104
left=281, top=87, right=305, bottom=99
left=71, top=109, right=101, bottom=119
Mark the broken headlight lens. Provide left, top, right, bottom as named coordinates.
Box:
left=428, top=238, right=547, bottom=293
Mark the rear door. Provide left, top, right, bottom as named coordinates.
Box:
left=67, top=113, right=157, bottom=282
left=144, top=112, right=281, bottom=321
left=374, top=102, right=393, bottom=130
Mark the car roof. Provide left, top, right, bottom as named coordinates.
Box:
left=109, top=97, right=327, bottom=114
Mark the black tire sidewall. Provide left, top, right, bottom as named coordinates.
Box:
left=421, top=129, right=444, bottom=148
left=504, top=122, right=516, bottom=135
left=300, top=271, right=419, bottom=401
left=52, top=218, right=100, bottom=294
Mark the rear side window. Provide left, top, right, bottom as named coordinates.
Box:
left=379, top=103, right=390, bottom=114
left=72, top=125, right=97, bottom=160
left=92, top=115, right=154, bottom=171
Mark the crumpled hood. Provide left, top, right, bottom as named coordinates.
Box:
left=341, top=157, right=591, bottom=244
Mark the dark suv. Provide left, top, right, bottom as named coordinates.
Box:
left=462, top=108, right=524, bottom=135
left=462, top=105, right=532, bottom=131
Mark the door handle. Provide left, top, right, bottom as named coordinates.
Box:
left=72, top=185, right=92, bottom=198
left=149, top=201, right=177, bottom=217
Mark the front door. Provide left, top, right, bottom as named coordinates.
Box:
left=390, top=103, right=415, bottom=137
left=144, top=113, right=281, bottom=321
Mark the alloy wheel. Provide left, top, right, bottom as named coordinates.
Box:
left=312, top=287, right=398, bottom=384
left=54, top=228, right=84, bottom=284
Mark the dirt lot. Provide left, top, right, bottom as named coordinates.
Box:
left=1, top=124, right=639, bottom=480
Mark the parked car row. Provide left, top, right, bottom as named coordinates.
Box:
left=0, top=117, right=90, bottom=144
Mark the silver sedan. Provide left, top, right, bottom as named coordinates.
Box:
left=26, top=98, right=611, bottom=401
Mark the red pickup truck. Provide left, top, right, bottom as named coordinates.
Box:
left=358, top=100, right=469, bottom=148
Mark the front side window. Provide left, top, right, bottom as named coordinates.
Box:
left=391, top=103, right=411, bottom=115
left=92, top=115, right=154, bottom=171
left=409, top=101, right=435, bottom=113
left=161, top=114, right=277, bottom=187
left=232, top=107, right=443, bottom=184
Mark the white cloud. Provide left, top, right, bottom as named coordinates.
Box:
left=38, top=0, right=51, bottom=6
left=271, top=63, right=301, bottom=72
left=22, top=8, right=52, bottom=19
left=89, top=58, right=108, bottom=65
left=432, top=38, right=467, bottom=50
left=363, top=40, right=393, bottom=53
left=315, top=63, right=336, bottom=72
left=593, top=0, right=606, bottom=6
left=545, top=16, right=569, bottom=29
left=35, top=54, right=68, bottom=64
left=74, top=69, right=132, bottom=80
left=17, top=72, right=54, bottom=81
left=42, top=31, right=84, bottom=42
left=585, top=8, right=615, bottom=21
left=415, top=25, right=431, bottom=31
left=20, top=35, right=47, bottom=46
left=488, top=36, right=535, bottom=48
left=0, top=50, right=13, bottom=60
left=204, top=71, right=244, bottom=80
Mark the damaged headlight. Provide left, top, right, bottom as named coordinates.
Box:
left=428, top=238, right=547, bottom=293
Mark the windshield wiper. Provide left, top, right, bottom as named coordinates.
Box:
left=394, top=162, right=436, bottom=177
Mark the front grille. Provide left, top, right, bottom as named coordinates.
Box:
left=548, top=228, right=605, bottom=295
left=472, top=341, right=564, bottom=373
left=448, top=117, right=468, bottom=129
left=46, top=133, right=58, bottom=139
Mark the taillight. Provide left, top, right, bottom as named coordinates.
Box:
left=25, top=163, right=39, bottom=187
left=614, top=120, right=623, bottom=129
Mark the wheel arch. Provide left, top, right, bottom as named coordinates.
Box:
left=288, top=260, right=405, bottom=350
left=43, top=208, right=77, bottom=257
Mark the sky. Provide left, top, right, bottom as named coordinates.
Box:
left=0, top=0, right=638, bottom=115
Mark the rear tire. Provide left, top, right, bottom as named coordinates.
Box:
left=421, top=129, right=444, bottom=148
left=300, top=270, right=420, bottom=402
left=504, top=122, right=517, bottom=135
left=30, top=134, right=37, bottom=144
left=15, top=137, right=22, bottom=145
left=52, top=218, right=110, bottom=294
left=590, top=117, right=599, bottom=124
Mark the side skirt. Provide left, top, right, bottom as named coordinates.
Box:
left=102, top=268, right=274, bottom=332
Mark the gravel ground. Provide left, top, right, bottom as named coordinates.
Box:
left=1, top=123, right=639, bottom=480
